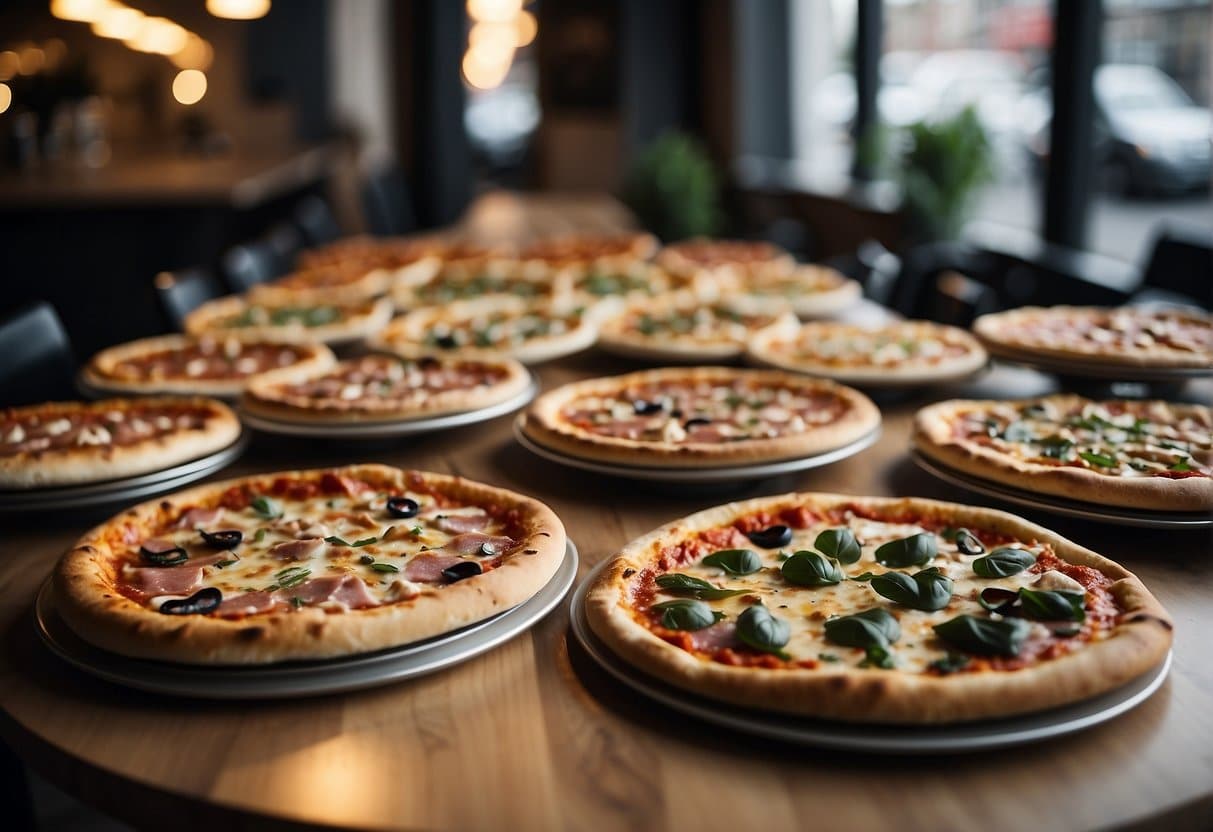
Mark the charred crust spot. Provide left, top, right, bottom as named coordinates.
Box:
left=80, top=545, right=96, bottom=553
left=827, top=675, right=849, bottom=692
left=1124, top=613, right=1173, bottom=631
left=238, top=626, right=266, bottom=641
left=537, top=532, right=551, bottom=537
left=622, top=568, right=637, bottom=578
left=523, top=548, right=538, bottom=555
left=160, top=501, right=172, bottom=511
left=168, top=625, right=188, bottom=641
left=307, top=621, right=326, bottom=638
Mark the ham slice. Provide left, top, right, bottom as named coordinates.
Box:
left=216, top=591, right=277, bottom=616
left=278, top=575, right=377, bottom=608
left=689, top=622, right=737, bottom=653
left=269, top=538, right=325, bottom=561
left=126, top=565, right=203, bottom=597
left=176, top=507, right=224, bottom=529
left=404, top=554, right=466, bottom=582
left=432, top=513, right=489, bottom=534
left=431, top=532, right=515, bottom=557
left=687, top=424, right=729, bottom=443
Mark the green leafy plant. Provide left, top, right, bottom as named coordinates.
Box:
left=899, top=106, right=993, bottom=241
left=622, top=131, right=722, bottom=242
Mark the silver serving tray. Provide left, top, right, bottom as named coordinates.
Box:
left=0, top=432, right=249, bottom=513
left=34, top=540, right=578, bottom=699
left=514, top=418, right=881, bottom=484
left=239, top=380, right=538, bottom=439
left=986, top=349, right=1211, bottom=383
left=911, top=450, right=1212, bottom=530
left=568, top=558, right=1171, bottom=754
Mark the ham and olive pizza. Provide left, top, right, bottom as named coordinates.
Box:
left=586, top=493, right=1172, bottom=723
left=520, top=367, right=879, bottom=468
left=242, top=352, right=531, bottom=424
left=83, top=334, right=336, bottom=397
left=748, top=320, right=988, bottom=386
left=0, top=397, right=241, bottom=488
left=598, top=298, right=799, bottom=363
left=185, top=295, right=394, bottom=345
left=54, top=465, right=566, bottom=664
left=973, top=306, right=1213, bottom=370
left=915, top=395, right=1213, bottom=512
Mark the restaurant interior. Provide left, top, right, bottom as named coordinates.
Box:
left=0, top=1, right=1210, bottom=830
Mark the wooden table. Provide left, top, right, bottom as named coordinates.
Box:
left=0, top=356, right=1211, bottom=832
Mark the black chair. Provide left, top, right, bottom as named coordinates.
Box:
left=362, top=165, right=415, bottom=237
left=1132, top=227, right=1213, bottom=310
left=0, top=302, right=77, bottom=406
left=294, top=195, right=342, bottom=246
left=155, top=268, right=223, bottom=331
left=222, top=223, right=301, bottom=293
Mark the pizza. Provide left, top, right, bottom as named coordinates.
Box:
left=732, top=265, right=862, bottom=319
left=748, top=320, right=988, bottom=385
left=242, top=352, right=531, bottom=424
left=391, top=262, right=568, bottom=310
left=519, top=367, right=879, bottom=468
left=249, top=255, right=439, bottom=305
left=82, top=334, right=336, bottom=397
left=655, top=238, right=796, bottom=281
left=564, top=262, right=714, bottom=305
left=371, top=298, right=607, bottom=364
left=54, top=464, right=566, bottom=664
left=184, top=295, right=394, bottom=345
left=585, top=492, right=1172, bottom=723
left=597, top=298, right=798, bottom=362
left=973, top=306, right=1213, bottom=370
left=518, top=232, right=658, bottom=270
left=296, top=235, right=439, bottom=273
left=915, top=395, right=1213, bottom=512
left=0, top=397, right=240, bottom=488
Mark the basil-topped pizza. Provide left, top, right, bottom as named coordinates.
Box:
left=586, top=493, right=1172, bottom=723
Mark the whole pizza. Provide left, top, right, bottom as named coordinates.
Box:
left=598, top=299, right=798, bottom=363
left=185, top=296, right=394, bottom=345
left=748, top=320, right=988, bottom=385
left=250, top=255, right=439, bottom=305
left=518, top=232, right=658, bottom=270
left=586, top=493, right=1172, bottom=723
left=54, top=464, right=566, bottom=664
left=82, top=334, right=336, bottom=397
left=391, top=263, right=567, bottom=310
left=973, top=305, right=1213, bottom=370
left=372, top=298, right=606, bottom=364
left=655, top=238, right=796, bottom=280
left=297, top=235, right=439, bottom=274
left=732, top=265, right=862, bottom=319
left=242, top=352, right=531, bottom=424
left=0, top=397, right=240, bottom=488
left=915, top=395, right=1213, bottom=512
left=520, top=367, right=879, bottom=468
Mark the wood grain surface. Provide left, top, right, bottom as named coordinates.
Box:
left=0, top=351, right=1211, bottom=832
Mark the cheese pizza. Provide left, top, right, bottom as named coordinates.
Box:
left=598, top=298, right=799, bottom=363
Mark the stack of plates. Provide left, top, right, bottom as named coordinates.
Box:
left=35, top=540, right=578, bottom=699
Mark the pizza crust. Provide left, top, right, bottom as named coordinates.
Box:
left=520, top=367, right=880, bottom=468
left=54, top=465, right=567, bottom=664
left=730, top=265, right=863, bottom=319
left=914, top=396, right=1213, bottom=512
left=81, top=335, right=337, bottom=398
left=0, top=397, right=241, bottom=488
left=184, top=296, right=394, bottom=345
left=585, top=493, right=1172, bottom=724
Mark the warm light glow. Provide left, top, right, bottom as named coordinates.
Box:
left=469, top=21, right=516, bottom=54
left=170, top=34, right=214, bottom=71
left=466, top=0, right=523, bottom=24
left=206, top=0, right=270, bottom=20
left=18, top=45, right=46, bottom=75
left=0, top=52, right=18, bottom=81
left=126, top=17, right=188, bottom=55
left=92, top=6, right=144, bottom=40
left=50, top=0, right=113, bottom=23
left=0, top=83, right=11, bottom=115
left=42, top=38, right=67, bottom=70
left=514, top=10, right=537, bottom=46
left=462, top=46, right=513, bottom=90
left=172, top=69, right=207, bottom=105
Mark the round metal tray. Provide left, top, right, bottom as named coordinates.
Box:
left=568, top=558, right=1171, bottom=754
left=0, top=432, right=250, bottom=513
left=239, top=380, right=538, bottom=439
left=986, top=346, right=1211, bottom=384
left=514, top=419, right=881, bottom=485
left=34, top=540, right=578, bottom=699
left=911, top=450, right=1212, bottom=530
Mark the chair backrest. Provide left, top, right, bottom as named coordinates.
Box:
left=222, top=239, right=279, bottom=293
left=0, top=302, right=77, bottom=407
left=264, top=222, right=303, bottom=274
left=155, top=268, right=223, bottom=331
left=361, top=165, right=415, bottom=237
left=1139, top=227, right=1213, bottom=308
left=294, top=195, right=342, bottom=246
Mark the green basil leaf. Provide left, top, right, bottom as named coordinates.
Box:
left=818, top=652, right=841, bottom=663
left=1018, top=588, right=1085, bottom=622
left=1169, top=459, right=1193, bottom=472
left=874, top=533, right=936, bottom=568
left=701, top=548, right=762, bottom=575
left=351, top=537, right=378, bottom=547
left=251, top=496, right=282, bottom=520
left=1039, top=435, right=1075, bottom=460
left=781, top=551, right=844, bottom=587
left=952, top=528, right=985, bottom=556
left=972, top=547, right=1036, bottom=578
left=933, top=614, right=1032, bottom=657
left=850, top=571, right=879, bottom=582
left=651, top=599, right=723, bottom=631
left=654, top=573, right=748, bottom=600
left=814, top=528, right=862, bottom=564
left=928, top=652, right=971, bottom=674
left=735, top=604, right=790, bottom=659
left=859, top=645, right=896, bottom=669
left=823, top=608, right=901, bottom=649
left=369, top=562, right=400, bottom=573
left=1079, top=450, right=1117, bottom=468
left=870, top=569, right=954, bottom=611
left=324, top=535, right=350, bottom=547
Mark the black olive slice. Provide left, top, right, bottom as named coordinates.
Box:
left=140, top=539, right=189, bottom=566
left=954, top=529, right=986, bottom=556
left=386, top=496, right=420, bottom=518
left=632, top=399, right=664, bottom=415
left=434, top=334, right=458, bottom=349
left=159, top=587, right=222, bottom=615
left=417, top=356, right=441, bottom=370
left=978, top=587, right=1019, bottom=616
left=199, top=529, right=243, bottom=549
left=746, top=524, right=793, bottom=549
left=683, top=417, right=712, bottom=429
left=442, top=561, right=482, bottom=582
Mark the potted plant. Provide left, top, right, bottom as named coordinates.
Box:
left=622, top=131, right=722, bottom=242
left=898, top=106, right=993, bottom=241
